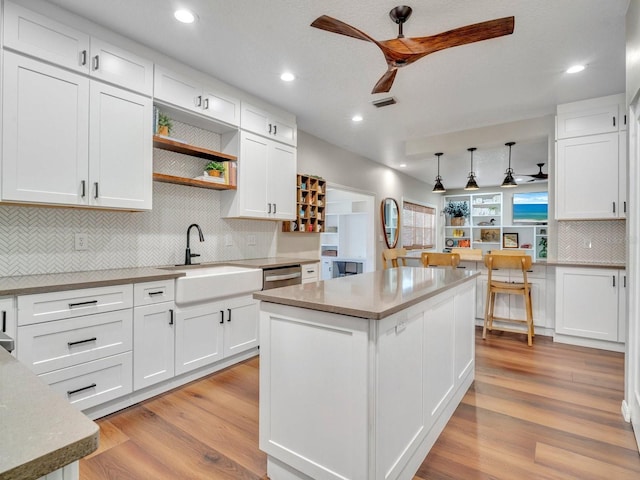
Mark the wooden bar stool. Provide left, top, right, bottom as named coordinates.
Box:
left=420, top=252, right=460, bottom=268
left=483, top=253, right=534, bottom=346
left=382, top=248, right=407, bottom=269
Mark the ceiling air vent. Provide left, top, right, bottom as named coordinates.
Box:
left=372, top=97, right=397, bottom=108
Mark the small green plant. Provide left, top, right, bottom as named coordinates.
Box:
left=538, top=236, right=548, bottom=258
left=205, top=161, right=226, bottom=173
left=443, top=201, right=470, bottom=217
left=157, top=113, right=172, bottom=134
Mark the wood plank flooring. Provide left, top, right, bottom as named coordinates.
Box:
left=80, top=329, right=640, bottom=479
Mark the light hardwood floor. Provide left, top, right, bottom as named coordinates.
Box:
left=80, top=329, right=640, bottom=479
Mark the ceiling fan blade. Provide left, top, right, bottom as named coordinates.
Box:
left=311, top=15, right=376, bottom=43
left=372, top=69, right=398, bottom=94
left=408, top=16, right=515, bottom=56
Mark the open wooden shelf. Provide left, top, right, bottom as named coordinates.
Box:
left=153, top=173, right=237, bottom=190
left=153, top=135, right=237, bottom=162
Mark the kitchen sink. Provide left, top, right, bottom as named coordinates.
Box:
left=165, top=265, right=263, bottom=306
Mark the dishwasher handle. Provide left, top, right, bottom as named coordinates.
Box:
left=264, top=272, right=302, bottom=282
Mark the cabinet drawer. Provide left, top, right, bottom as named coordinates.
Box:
left=134, top=281, right=175, bottom=306
left=18, top=309, right=132, bottom=374
left=40, top=352, right=133, bottom=411
left=18, top=284, right=133, bottom=326
left=301, top=263, right=319, bottom=281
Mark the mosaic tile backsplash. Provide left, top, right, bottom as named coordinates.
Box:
left=556, top=220, right=626, bottom=264
left=0, top=120, right=277, bottom=277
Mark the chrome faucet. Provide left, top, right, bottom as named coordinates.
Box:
left=185, top=224, right=205, bottom=265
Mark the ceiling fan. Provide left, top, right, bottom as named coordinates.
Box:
left=520, top=163, right=548, bottom=182
left=311, top=6, right=515, bottom=94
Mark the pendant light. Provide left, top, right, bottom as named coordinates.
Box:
left=432, top=152, right=446, bottom=193
left=464, top=147, right=479, bottom=190
left=501, top=141, right=518, bottom=188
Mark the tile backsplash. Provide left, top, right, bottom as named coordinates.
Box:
left=556, top=220, right=626, bottom=264
left=0, top=119, right=277, bottom=277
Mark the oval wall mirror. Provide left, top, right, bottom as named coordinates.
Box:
left=381, top=198, right=400, bottom=249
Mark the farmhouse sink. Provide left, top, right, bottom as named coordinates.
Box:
left=166, top=265, right=263, bottom=306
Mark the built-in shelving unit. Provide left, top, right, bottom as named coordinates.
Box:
left=283, top=174, right=326, bottom=233
left=152, top=135, right=237, bottom=191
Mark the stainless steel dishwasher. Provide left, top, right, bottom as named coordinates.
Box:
left=262, top=265, right=302, bottom=290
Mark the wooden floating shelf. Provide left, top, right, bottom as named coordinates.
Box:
left=152, top=135, right=237, bottom=162
left=153, top=173, right=236, bottom=191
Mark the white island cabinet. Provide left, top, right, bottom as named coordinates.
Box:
left=255, top=267, right=478, bottom=480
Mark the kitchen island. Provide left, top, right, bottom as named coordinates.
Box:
left=254, top=267, right=478, bottom=480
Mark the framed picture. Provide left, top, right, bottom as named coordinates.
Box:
left=503, top=232, right=519, bottom=248
left=480, top=228, right=500, bottom=243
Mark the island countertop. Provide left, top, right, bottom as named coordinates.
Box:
left=0, top=348, right=99, bottom=480
left=254, top=266, right=479, bottom=320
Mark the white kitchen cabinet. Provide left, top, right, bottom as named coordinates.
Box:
left=556, top=132, right=621, bottom=219
left=89, top=81, right=152, bottom=209
left=221, top=130, right=296, bottom=220
left=133, top=281, right=176, bottom=390
left=154, top=65, right=240, bottom=126
left=241, top=102, right=297, bottom=146
left=0, top=297, right=16, bottom=357
left=3, top=1, right=153, bottom=95
left=556, top=93, right=624, bottom=139
left=555, top=267, right=624, bottom=344
left=2, top=52, right=152, bottom=210
left=619, top=130, right=628, bottom=218
left=301, top=263, right=320, bottom=283
left=175, top=294, right=259, bottom=375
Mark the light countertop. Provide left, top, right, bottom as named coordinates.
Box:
left=254, top=266, right=479, bottom=320
left=0, top=348, right=99, bottom=480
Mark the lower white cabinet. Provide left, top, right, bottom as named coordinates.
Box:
left=133, top=302, right=175, bottom=389
left=175, top=295, right=259, bottom=375
left=555, top=267, right=626, bottom=344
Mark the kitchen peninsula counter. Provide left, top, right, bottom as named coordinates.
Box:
left=257, top=267, right=478, bottom=480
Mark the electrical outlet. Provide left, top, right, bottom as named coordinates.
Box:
left=247, top=234, right=256, bottom=246
left=225, top=234, right=233, bottom=247
left=74, top=233, right=88, bottom=251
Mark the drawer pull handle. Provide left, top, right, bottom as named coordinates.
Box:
left=1, top=311, right=5, bottom=333
left=69, top=300, right=98, bottom=308
left=219, top=310, right=225, bottom=324
left=67, top=383, right=97, bottom=396
left=80, top=49, right=87, bottom=66
left=148, top=291, right=164, bottom=296
left=93, top=55, right=99, bottom=70
left=68, top=337, right=97, bottom=347
left=169, top=309, right=174, bottom=325
left=227, top=308, right=232, bottom=322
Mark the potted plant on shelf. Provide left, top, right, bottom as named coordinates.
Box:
left=205, top=161, right=226, bottom=177
left=443, top=201, right=470, bottom=226
left=157, top=113, right=172, bottom=136
left=538, top=236, right=547, bottom=258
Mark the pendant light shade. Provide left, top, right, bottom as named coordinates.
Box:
left=464, top=147, right=479, bottom=190
left=501, top=141, right=518, bottom=188
left=432, top=152, right=446, bottom=193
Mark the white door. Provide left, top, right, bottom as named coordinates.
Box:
left=174, top=304, right=224, bottom=375
left=89, top=37, right=153, bottom=95
left=626, top=100, right=640, bottom=451
left=133, top=303, right=175, bottom=390
left=238, top=131, right=269, bottom=218
left=89, top=81, right=152, bottom=210
left=222, top=297, right=259, bottom=358
left=556, top=133, right=619, bottom=219
left=153, top=66, right=202, bottom=114
left=202, top=85, right=239, bottom=126
left=2, top=52, right=89, bottom=205
left=268, top=141, right=297, bottom=220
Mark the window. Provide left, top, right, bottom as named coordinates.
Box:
left=402, top=200, right=436, bottom=250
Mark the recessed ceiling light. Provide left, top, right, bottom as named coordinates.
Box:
left=280, top=72, right=295, bottom=82
left=174, top=9, right=196, bottom=24
left=566, top=64, right=585, bottom=74
left=352, top=114, right=363, bottom=122
left=399, top=163, right=407, bottom=168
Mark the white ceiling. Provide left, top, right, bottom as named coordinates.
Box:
left=45, top=0, right=629, bottom=189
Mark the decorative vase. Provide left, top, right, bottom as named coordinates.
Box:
left=157, top=125, right=169, bottom=136
left=206, top=170, right=222, bottom=177
left=451, top=216, right=465, bottom=226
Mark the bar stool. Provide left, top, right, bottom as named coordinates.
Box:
left=420, top=252, right=460, bottom=268
left=483, top=253, right=534, bottom=346
left=382, top=248, right=407, bottom=269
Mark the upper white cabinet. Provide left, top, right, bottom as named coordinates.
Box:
left=154, top=65, right=240, bottom=126
left=241, top=102, right=297, bottom=146
left=2, top=52, right=152, bottom=210
left=221, top=131, right=296, bottom=220
left=3, top=1, right=153, bottom=96
left=556, top=94, right=625, bottom=139
left=555, top=94, right=627, bottom=220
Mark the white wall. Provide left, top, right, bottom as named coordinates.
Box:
left=277, top=131, right=439, bottom=268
